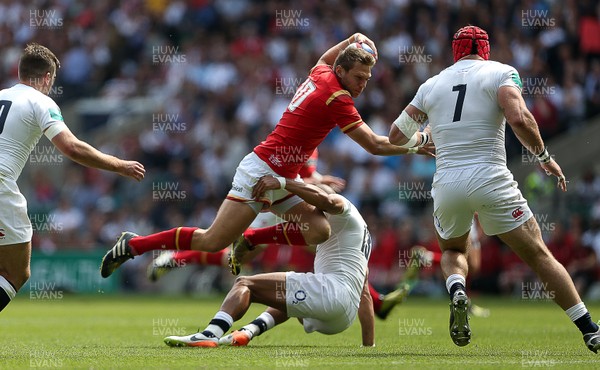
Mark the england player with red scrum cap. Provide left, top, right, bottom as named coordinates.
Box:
left=389, top=25, right=600, bottom=353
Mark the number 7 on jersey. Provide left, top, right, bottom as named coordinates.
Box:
left=0, top=100, right=13, bottom=134
left=452, top=84, right=466, bottom=122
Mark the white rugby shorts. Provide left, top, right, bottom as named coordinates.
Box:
left=0, top=177, right=33, bottom=245
left=431, top=165, right=533, bottom=239
left=227, top=152, right=304, bottom=214
left=285, top=271, right=359, bottom=335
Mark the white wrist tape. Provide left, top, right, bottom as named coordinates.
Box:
left=397, top=133, right=418, bottom=148
left=275, top=176, right=286, bottom=190
left=407, top=147, right=418, bottom=154
left=393, top=110, right=420, bottom=139
left=536, top=147, right=551, bottom=163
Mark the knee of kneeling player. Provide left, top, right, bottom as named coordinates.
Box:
left=1, top=268, right=30, bottom=291
left=19, top=269, right=31, bottom=290
left=233, top=276, right=253, bottom=291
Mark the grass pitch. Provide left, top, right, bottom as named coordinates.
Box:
left=1, top=295, right=600, bottom=369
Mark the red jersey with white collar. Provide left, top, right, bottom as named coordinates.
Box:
left=253, top=65, right=363, bottom=178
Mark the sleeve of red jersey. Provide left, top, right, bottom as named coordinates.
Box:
left=327, top=92, right=364, bottom=134
left=309, top=64, right=331, bottom=77
left=298, top=149, right=318, bottom=178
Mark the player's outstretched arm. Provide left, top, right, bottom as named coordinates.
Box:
left=499, top=86, right=567, bottom=191
left=358, top=275, right=375, bottom=347
left=389, top=104, right=430, bottom=148
left=252, top=175, right=345, bottom=214
left=50, top=127, right=145, bottom=181
left=316, top=33, right=378, bottom=67
left=347, top=124, right=435, bottom=157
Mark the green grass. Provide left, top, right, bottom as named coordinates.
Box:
left=1, top=295, right=599, bottom=369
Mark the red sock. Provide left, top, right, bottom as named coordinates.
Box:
left=431, top=251, right=442, bottom=264
left=172, top=250, right=226, bottom=267
left=244, top=223, right=308, bottom=247
left=368, top=282, right=383, bottom=313
left=129, top=227, right=197, bottom=255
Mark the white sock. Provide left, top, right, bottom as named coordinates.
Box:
left=445, top=274, right=466, bottom=295
left=241, top=324, right=259, bottom=338
left=242, top=311, right=276, bottom=338
left=0, top=276, right=16, bottom=299
left=566, top=302, right=587, bottom=322
left=258, top=311, right=275, bottom=330
left=204, top=310, right=233, bottom=338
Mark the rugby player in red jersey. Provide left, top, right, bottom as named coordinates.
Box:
left=100, top=33, right=433, bottom=278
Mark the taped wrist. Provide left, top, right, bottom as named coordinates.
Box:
left=418, top=132, right=430, bottom=147
left=536, top=147, right=551, bottom=163
left=275, top=176, right=287, bottom=190
left=393, top=110, right=422, bottom=148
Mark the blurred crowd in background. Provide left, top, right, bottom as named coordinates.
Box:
left=1, top=0, right=600, bottom=298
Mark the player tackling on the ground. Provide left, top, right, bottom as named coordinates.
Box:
left=163, top=175, right=375, bottom=347
left=389, top=25, right=600, bottom=352
left=100, top=33, right=432, bottom=278
left=0, top=43, right=145, bottom=314
left=147, top=149, right=408, bottom=320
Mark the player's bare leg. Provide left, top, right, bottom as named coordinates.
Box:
left=498, top=217, right=579, bottom=309
left=191, top=200, right=259, bottom=252
left=437, top=231, right=471, bottom=346
left=497, top=217, right=600, bottom=352
left=0, top=242, right=31, bottom=313
left=164, top=272, right=287, bottom=347
left=438, top=231, right=470, bottom=281
left=219, top=272, right=288, bottom=319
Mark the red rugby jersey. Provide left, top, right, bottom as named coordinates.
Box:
left=253, top=65, right=363, bottom=178
left=298, top=148, right=318, bottom=179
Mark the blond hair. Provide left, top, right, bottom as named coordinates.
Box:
left=333, top=47, right=376, bottom=71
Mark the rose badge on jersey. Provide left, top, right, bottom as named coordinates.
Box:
left=292, top=290, right=307, bottom=305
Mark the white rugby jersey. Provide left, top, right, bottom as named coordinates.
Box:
left=314, top=197, right=370, bottom=301
left=0, top=84, right=64, bottom=181
left=409, top=59, right=522, bottom=171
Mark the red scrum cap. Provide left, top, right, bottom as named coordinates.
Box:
left=452, top=25, right=490, bottom=62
